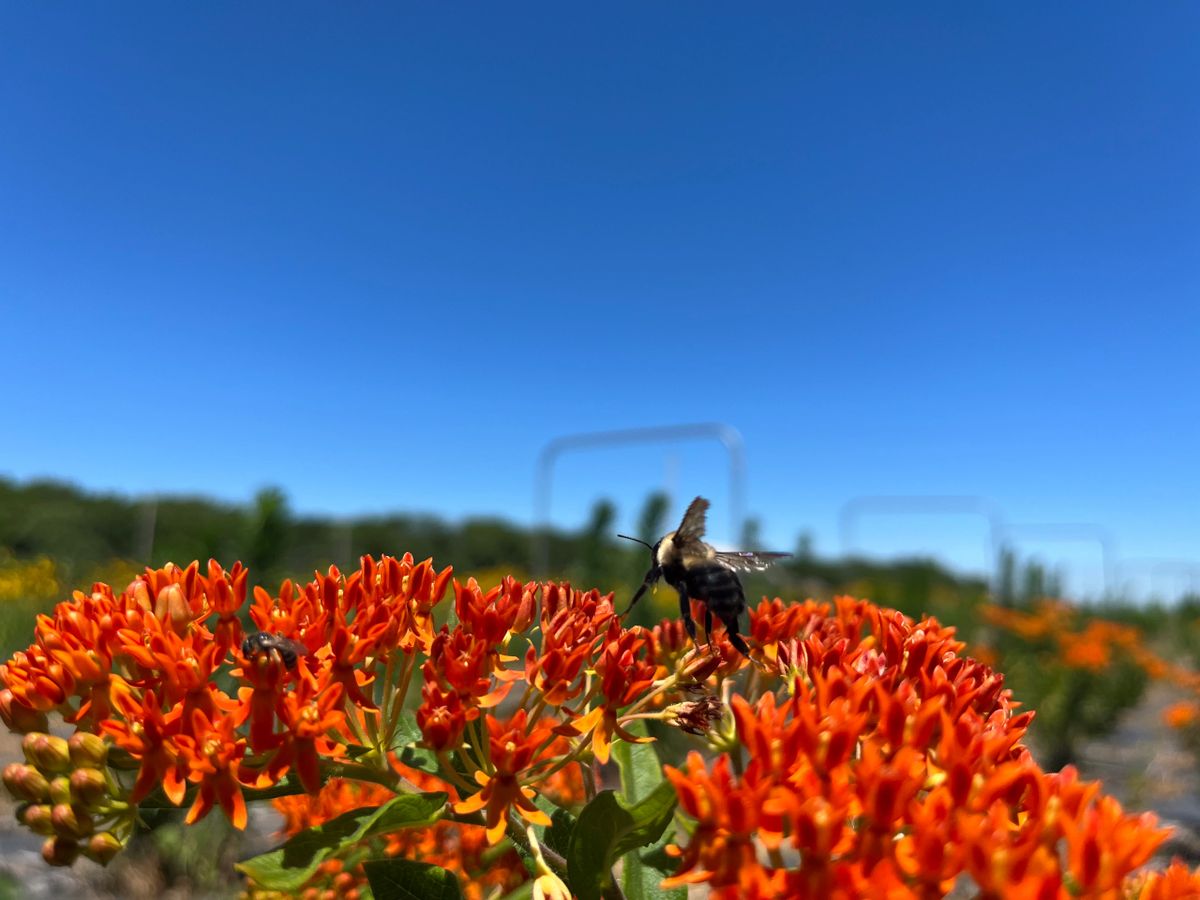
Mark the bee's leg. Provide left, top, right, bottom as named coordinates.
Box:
left=703, top=607, right=714, bottom=649
left=677, top=588, right=697, bottom=642
left=622, top=566, right=662, bottom=616
left=721, top=614, right=750, bottom=657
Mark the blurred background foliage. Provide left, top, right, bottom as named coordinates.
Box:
left=2, top=475, right=1198, bottom=773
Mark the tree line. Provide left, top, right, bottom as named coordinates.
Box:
left=0, top=477, right=994, bottom=625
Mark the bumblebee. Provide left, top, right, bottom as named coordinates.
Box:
left=620, top=496, right=790, bottom=656
left=241, top=631, right=307, bottom=670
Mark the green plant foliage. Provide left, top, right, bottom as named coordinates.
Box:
left=566, top=782, right=677, bottom=900
left=541, top=804, right=578, bottom=862
left=613, top=722, right=685, bottom=900
left=392, top=710, right=441, bottom=777
left=364, top=858, right=464, bottom=900
left=236, top=792, right=447, bottom=892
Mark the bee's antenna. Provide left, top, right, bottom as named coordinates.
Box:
left=616, top=533, right=654, bottom=550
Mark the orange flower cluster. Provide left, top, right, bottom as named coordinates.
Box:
left=1164, top=701, right=1200, bottom=730
left=981, top=600, right=1146, bottom=672
left=663, top=597, right=1180, bottom=899
left=0, top=554, right=673, bottom=880
left=1134, top=860, right=1200, bottom=898
left=980, top=600, right=1200, bottom=732
left=0, top=556, right=456, bottom=851
left=10, top=555, right=1195, bottom=896
left=980, top=600, right=1073, bottom=642
left=418, top=579, right=690, bottom=845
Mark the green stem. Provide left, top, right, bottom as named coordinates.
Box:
left=378, top=651, right=398, bottom=731
left=463, top=718, right=490, bottom=772
left=435, top=751, right=479, bottom=792
left=617, top=711, right=667, bottom=724
left=497, top=814, right=570, bottom=881
left=624, top=673, right=679, bottom=716
left=384, top=653, right=417, bottom=750
left=344, top=703, right=371, bottom=747
left=582, top=761, right=597, bottom=802
left=319, top=760, right=404, bottom=791
left=523, top=735, right=593, bottom=785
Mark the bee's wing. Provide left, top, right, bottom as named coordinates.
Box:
left=714, top=551, right=792, bottom=573
left=674, top=497, right=710, bottom=547
left=280, top=636, right=310, bottom=656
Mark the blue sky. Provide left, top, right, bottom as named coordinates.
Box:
left=2, top=5, right=1197, bottom=598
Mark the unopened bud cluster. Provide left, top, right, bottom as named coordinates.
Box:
left=3, top=730, right=124, bottom=866
left=664, top=695, right=725, bottom=736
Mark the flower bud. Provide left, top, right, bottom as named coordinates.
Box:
left=129, top=578, right=152, bottom=612
left=680, top=649, right=722, bottom=683
left=41, top=835, right=80, bottom=867
left=155, top=583, right=191, bottom=632
left=69, top=768, right=108, bottom=808
left=83, top=831, right=123, bottom=865
left=22, top=733, right=71, bottom=773
left=533, top=871, right=572, bottom=900
left=48, top=776, right=72, bottom=806
left=665, top=696, right=725, bottom=736
left=67, top=732, right=108, bottom=768
left=19, top=803, right=56, bottom=835
left=0, top=690, right=49, bottom=734
left=3, top=763, right=50, bottom=802
left=51, top=803, right=94, bottom=840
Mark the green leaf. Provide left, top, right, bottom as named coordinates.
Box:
left=612, top=719, right=662, bottom=804
left=566, top=782, right=677, bottom=900
left=393, top=711, right=441, bottom=777
left=612, top=721, right=684, bottom=900
left=542, top=805, right=577, bottom=861
left=511, top=795, right=576, bottom=878
left=237, top=792, right=447, bottom=892
left=622, top=836, right=685, bottom=900
left=363, top=858, right=463, bottom=900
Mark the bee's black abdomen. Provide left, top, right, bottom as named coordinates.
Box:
left=242, top=631, right=302, bottom=669
left=683, top=564, right=746, bottom=618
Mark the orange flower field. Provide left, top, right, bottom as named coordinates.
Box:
left=1, top=554, right=1198, bottom=898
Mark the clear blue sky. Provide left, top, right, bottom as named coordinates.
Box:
left=2, top=5, right=1197, bottom=598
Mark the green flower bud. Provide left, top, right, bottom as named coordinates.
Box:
left=3, top=763, right=50, bottom=802
left=67, top=732, right=108, bottom=768
left=68, top=767, right=108, bottom=808
left=20, top=803, right=56, bottom=836
left=48, top=776, right=72, bottom=806
left=51, top=803, right=94, bottom=840
left=22, top=733, right=71, bottom=773
left=41, top=835, right=80, bottom=867
left=83, top=831, right=123, bottom=866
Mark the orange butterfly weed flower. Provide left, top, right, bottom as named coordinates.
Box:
left=101, top=681, right=187, bottom=806
left=173, top=707, right=249, bottom=829
left=664, top=596, right=1176, bottom=897
left=570, top=622, right=658, bottom=765
left=1134, top=859, right=1200, bottom=899
left=1164, top=701, right=1200, bottom=730
left=268, top=680, right=347, bottom=794
left=452, top=709, right=555, bottom=844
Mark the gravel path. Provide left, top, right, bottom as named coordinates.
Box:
left=1072, top=678, right=1200, bottom=864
